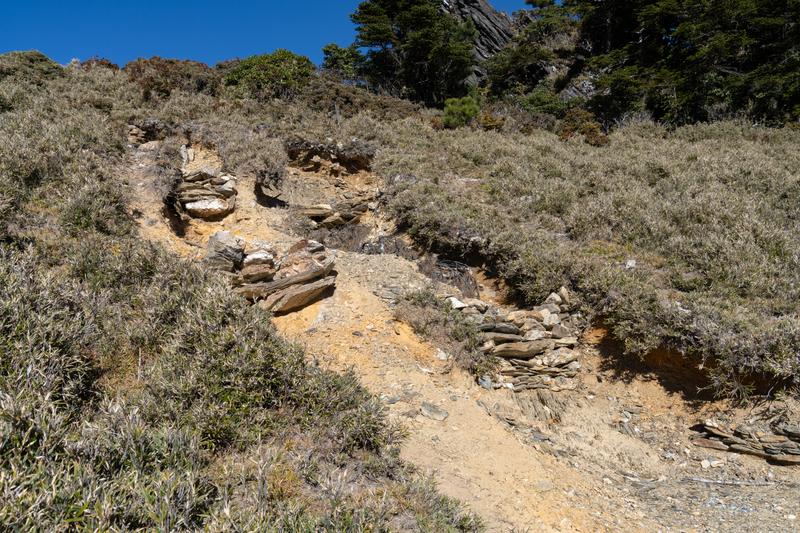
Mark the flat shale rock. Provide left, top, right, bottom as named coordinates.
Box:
left=260, top=275, right=336, bottom=314
left=185, top=198, right=234, bottom=219
left=492, top=340, right=555, bottom=359
left=204, top=231, right=244, bottom=272
left=420, top=402, right=449, bottom=421
left=481, top=332, right=525, bottom=344
left=692, top=419, right=800, bottom=466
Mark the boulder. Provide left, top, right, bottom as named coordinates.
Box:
left=204, top=231, right=245, bottom=272
left=260, top=275, right=336, bottom=314
left=185, top=198, right=234, bottom=219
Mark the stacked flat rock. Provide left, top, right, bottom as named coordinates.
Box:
left=692, top=419, right=800, bottom=466
left=297, top=192, right=375, bottom=228
left=175, top=168, right=237, bottom=220
left=446, top=286, right=583, bottom=393
left=220, top=237, right=337, bottom=314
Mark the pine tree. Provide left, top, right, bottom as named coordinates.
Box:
left=351, top=0, right=476, bottom=105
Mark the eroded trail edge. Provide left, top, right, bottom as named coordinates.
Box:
left=125, top=134, right=800, bottom=533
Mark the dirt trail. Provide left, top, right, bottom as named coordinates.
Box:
left=125, top=142, right=800, bottom=532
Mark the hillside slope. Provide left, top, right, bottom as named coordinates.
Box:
left=2, top=50, right=800, bottom=531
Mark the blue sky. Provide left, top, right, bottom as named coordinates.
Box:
left=1, top=1, right=529, bottom=66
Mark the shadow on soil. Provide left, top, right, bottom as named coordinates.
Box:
left=589, top=327, right=716, bottom=406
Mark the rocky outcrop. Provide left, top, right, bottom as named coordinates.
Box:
left=442, top=0, right=515, bottom=63
left=692, top=420, right=800, bottom=466
left=202, top=231, right=337, bottom=314
left=166, top=145, right=238, bottom=221
left=446, top=286, right=584, bottom=393
left=202, top=236, right=337, bottom=314
left=296, top=192, right=375, bottom=229
left=174, top=168, right=237, bottom=220
left=127, top=118, right=170, bottom=145
left=286, top=137, right=376, bottom=174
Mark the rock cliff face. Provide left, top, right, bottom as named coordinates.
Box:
left=442, top=0, right=516, bottom=63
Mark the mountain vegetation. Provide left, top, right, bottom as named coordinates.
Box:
left=0, top=50, right=480, bottom=531
left=2, top=0, right=799, bottom=528
left=336, top=0, right=799, bottom=126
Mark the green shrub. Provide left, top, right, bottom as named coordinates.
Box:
left=321, top=43, right=363, bottom=80
left=350, top=0, right=476, bottom=105
left=443, top=96, right=479, bottom=129
left=522, top=83, right=579, bottom=118
left=224, top=50, right=315, bottom=100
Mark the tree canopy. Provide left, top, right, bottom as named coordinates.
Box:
left=569, top=0, right=800, bottom=124
left=341, top=0, right=799, bottom=125
left=350, top=0, right=476, bottom=106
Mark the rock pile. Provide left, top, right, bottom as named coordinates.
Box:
left=297, top=192, right=375, bottom=229
left=173, top=168, right=237, bottom=220
left=203, top=232, right=336, bottom=314
left=692, top=420, right=800, bottom=466
left=286, top=137, right=375, bottom=175
left=165, top=145, right=238, bottom=221
left=447, top=287, right=584, bottom=393
left=127, top=119, right=169, bottom=145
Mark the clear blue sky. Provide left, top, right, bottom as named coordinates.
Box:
left=1, top=1, right=529, bottom=66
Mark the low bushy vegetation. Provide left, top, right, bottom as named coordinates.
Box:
left=223, top=49, right=315, bottom=100
left=370, top=116, right=800, bottom=399
left=443, top=96, right=480, bottom=129
left=124, top=56, right=221, bottom=100
left=0, top=51, right=480, bottom=530
left=395, top=290, right=495, bottom=377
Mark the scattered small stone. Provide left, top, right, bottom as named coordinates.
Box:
left=420, top=402, right=449, bottom=421
left=446, top=296, right=468, bottom=310
left=545, top=292, right=562, bottom=305
left=550, top=324, right=572, bottom=339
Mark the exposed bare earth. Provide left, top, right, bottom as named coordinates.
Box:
left=125, top=142, right=800, bottom=532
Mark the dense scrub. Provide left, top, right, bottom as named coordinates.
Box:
left=0, top=52, right=480, bottom=530
left=370, top=117, right=800, bottom=399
